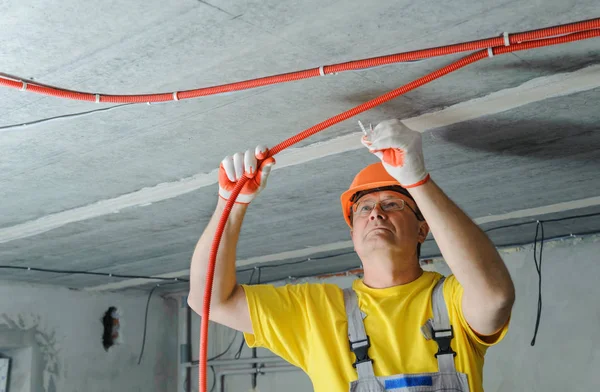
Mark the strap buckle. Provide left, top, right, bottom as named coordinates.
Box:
left=349, top=336, right=372, bottom=368
left=432, top=327, right=457, bottom=357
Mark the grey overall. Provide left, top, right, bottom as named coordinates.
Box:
left=343, top=277, right=470, bottom=391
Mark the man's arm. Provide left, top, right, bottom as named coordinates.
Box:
left=188, top=198, right=253, bottom=333
left=409, top=179, right=515, bottom=336
left=188, top=145, right=274, bottom=333
left=361, top=119, right=514, bottom=336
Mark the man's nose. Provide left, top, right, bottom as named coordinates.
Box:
left=369, top=204, right=387, bottom=221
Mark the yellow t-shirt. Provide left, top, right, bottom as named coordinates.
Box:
left=242, top=271, right=509, bottom=392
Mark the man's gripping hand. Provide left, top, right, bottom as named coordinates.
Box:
left=361, top=119, right=430, bottom=188
left=218, top=145, right=276, bottom=204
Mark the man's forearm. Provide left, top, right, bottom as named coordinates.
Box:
left=188, top=198, right=248, bottom=312
left=409, top=179, right=514, bottom=304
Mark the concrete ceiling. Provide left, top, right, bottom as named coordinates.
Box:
left=1, top=0, right=599, bottom=292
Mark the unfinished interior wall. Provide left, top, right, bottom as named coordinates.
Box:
left=0, top=281, right=178, bottom=392
left=188, top=234, right=600, bottom=391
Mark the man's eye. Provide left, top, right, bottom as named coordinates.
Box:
left=360, top=205, right=373, bottom=212
left=384, top=202, right=400, bottom=208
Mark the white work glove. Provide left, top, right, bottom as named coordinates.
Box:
left=218, top=145, right=276, bottom=204
left=361, top=119, right=430, bottom=188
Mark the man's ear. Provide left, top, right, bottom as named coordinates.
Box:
left=417, top=221, right=429, bottom=243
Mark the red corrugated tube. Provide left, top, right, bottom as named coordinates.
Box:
left=1, top=18, right=598, bottom=103
left=199, top=27, right=600, bottom=391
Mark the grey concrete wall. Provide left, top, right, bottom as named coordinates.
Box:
left=483, top=235, right=600, bottom=391
left=190, top=235, right=600, bottom=391
left=0, top=282, right=178, bottom=392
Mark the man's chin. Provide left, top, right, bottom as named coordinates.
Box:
left=363, top=237, right=398, bottom=250
left=367, top=227, right=394, bottom=236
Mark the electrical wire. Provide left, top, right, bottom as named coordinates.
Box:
left=270, top=229, right=598, bottom=283
left=539, top=212, right=600, bottom=224
left=236, top=211, right=600, bottom=279
left=210, top=366, right=216, bottom=392
left=192, top=267, right=257, bottom=365
left=191, top=332, right=239, bottom=366
left=251, top=267, right=261, bottom=387
left=203, top=268, right=262, bottom=392
left=207, top=334, right=228, bottom=392
left=137, top=281, right=181, bottom=365
left=0, top=104, right=133, bottom=133
left=247, top=267, right=257, bottom=285
left=237, top=253, right=356, bottom=273
left=530, top=220, right=545, bottom=346
left=469, top=211, right=600, bottom=235
left=233, top=335, right=245, bottom=360
left=422, top=211, right=600, bottom=243
left=1, top=212, right=597, bottom=284
left=1, top=18, right=598, bottom=104
left=192, top=263, right=259, bottom=392
left=207, top=332, right=239, bottom=362
left=0, top=265, right=188, bottom=282
left=138, top=285, right=159, bottom=365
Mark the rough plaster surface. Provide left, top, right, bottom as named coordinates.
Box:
left=190, top=235, right=600, bottom=391
left=0, top=282, right=177, bottom=392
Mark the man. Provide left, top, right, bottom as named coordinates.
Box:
left=188, top=119, right=515, bottom=391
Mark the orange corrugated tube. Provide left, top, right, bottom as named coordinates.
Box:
left=1, top=18, right=598, bottom=104
left=198, top=27, right=600, bottom=392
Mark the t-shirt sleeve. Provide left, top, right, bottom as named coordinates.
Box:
left=241, top=283, right=314, bottom=370
left=443, top=274, right=511, bottom=355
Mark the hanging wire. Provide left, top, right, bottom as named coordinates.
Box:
left=138, top=285, right=159, bottom=364
left=530, top=220, right=545, bottom=346
left=192, top=267, right=258, bottom=364
left=195, top=267, right=259, bottom=391
left=209, top=366, right=217, bottom=392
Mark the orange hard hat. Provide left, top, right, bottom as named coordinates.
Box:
left=341, top=162, right=416, bottom=228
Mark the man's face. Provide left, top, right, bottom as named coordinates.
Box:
left=350, top=190, right=428, bottom=260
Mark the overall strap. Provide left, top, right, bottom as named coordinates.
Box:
left=422, top=277, right=457, bottom=373
left=343, top=288, right=376, bottom=380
